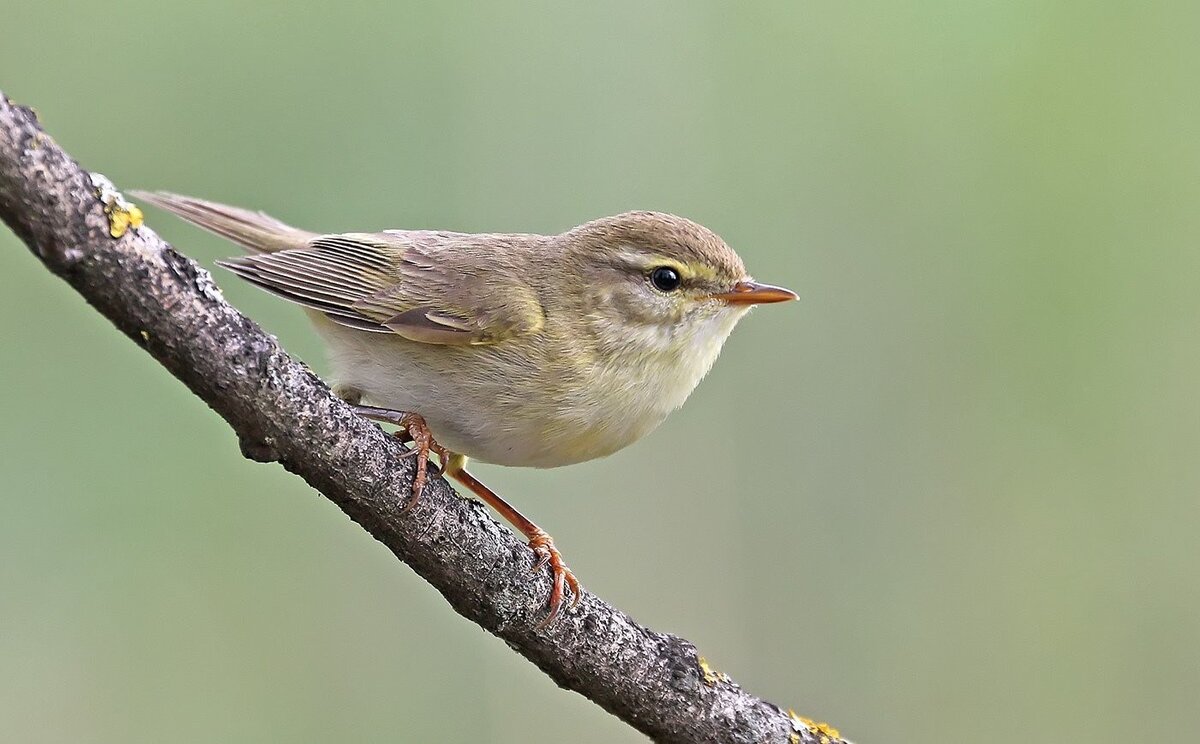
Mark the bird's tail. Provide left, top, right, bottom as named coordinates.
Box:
left=130, top=190, right=317, bottom=254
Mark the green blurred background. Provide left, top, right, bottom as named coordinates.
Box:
left=3, top=2, right=1199, bottom=742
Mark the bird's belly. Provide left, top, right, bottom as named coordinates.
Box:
left=318, top=322, right=694, bottom=469
left=359, top=384, right=664, bottom=469
left=429, top=406, right=652, bottom=469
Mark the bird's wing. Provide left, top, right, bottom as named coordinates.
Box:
left=217, top=232, right=544, bottom=345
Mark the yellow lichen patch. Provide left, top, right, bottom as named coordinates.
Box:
left=105, top=202, right=144, bottom=238
left=788, top=709, right=841, bottom=743
left=697, top=656, right=730, bottom=687
left=90, top=172, right=144, bottom=238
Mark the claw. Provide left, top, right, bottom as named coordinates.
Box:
left=392, top=412, right=451, bottom=511
left=353, top=406, right=451, bottom=512
left=528, top=530, right=581, bottom=627
left=531, top=548, right=550, bottom=573
left=352, top=412, right=581, bottom=628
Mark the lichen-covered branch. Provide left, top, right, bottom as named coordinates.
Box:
left=0, top=90, right=846, bottom=744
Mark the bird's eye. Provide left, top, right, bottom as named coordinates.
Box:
left=649, top=266, right=682, bottom=292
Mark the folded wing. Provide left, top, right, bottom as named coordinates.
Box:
left=219, top=233, right=544, bottom=345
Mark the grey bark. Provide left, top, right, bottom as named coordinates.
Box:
left=0, top=90, right=847, bottom=744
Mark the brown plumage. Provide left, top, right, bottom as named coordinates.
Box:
left=133, top=189, right=796, bottom=622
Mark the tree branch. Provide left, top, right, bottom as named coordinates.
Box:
left=0, top=90, right=846, bottom=744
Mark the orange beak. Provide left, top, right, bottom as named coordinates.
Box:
left=710, top=280, right=799, bottom=305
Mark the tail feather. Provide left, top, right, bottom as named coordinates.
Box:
left=130, top=190, right=317, bottom=254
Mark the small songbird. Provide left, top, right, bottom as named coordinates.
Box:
left=132, top=190, right=798, bottom=623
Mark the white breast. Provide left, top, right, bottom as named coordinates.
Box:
left=315, top=307, right=747, bottom=469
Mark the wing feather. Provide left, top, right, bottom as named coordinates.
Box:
left=217, top=232, right=544, bottom=344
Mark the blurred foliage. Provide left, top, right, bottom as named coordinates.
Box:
left=2, top=2, right=1199, bottom=742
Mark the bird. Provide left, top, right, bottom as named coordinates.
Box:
left=132, top=190, right=798, bottom=624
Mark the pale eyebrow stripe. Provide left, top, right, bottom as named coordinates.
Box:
left=609, top=247, right=688, bottom=273
left=606, top=248, right=721, bottom=283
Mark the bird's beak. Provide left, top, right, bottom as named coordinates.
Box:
left=709, top=280, right=799, bottom=305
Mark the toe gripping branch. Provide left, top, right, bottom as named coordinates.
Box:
left=353, top=405, right=580, bottom=624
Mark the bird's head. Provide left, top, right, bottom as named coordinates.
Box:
left=557, top=211, right=796, bottom=403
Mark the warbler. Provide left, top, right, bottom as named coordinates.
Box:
left=132, top=190, right=797, bottom=623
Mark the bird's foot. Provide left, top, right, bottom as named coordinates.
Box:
left=352, top=409, right=579, bottom=627
left=352, top=406, right=450, bottom=510
left=447, top=466, right=583, bottom=627
left=395, top=412, right=452, bottom=510
left=528, top=529, right=581, bottom=627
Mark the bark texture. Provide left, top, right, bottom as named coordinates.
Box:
left=0, top=90, right=847, bottom=744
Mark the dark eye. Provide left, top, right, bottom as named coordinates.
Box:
left=649, top=266, right=682, bottom=292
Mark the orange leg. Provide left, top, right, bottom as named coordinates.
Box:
left=446, top=464, right=581, bottom=626
left=353, top=405, right=579, bottom=624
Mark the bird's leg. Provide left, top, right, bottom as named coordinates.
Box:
left=352, top=405, right=450, bottom=510
left=339, top=388, right=421, bottom=441
left=350, top=404, right=578, bottom=624
left=440, top=458, right=581, bottom=626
